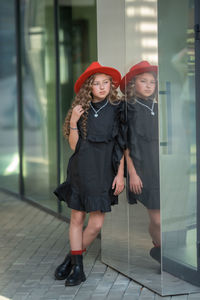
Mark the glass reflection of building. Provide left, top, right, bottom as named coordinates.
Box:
left=0, top=1, right=19, bottom=192
left=125, top=0, right=158, bottom=65
left=0, top=0, right=97, bottom=219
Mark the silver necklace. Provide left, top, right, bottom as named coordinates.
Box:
left=135, top=99, right=155, bottom=116
left=90, top=100, right=108, bottom=117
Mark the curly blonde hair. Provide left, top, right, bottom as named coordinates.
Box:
left=123, top=71, right=158, bottom=103
left=63, top=73, right=120, bottom=139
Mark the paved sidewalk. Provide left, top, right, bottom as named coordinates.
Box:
left=0, top=191, right=199, bottom=300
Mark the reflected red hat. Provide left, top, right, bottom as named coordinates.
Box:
left=120, top=61, right=158, bottom=93
left=74, top=61, right=121, bottom=94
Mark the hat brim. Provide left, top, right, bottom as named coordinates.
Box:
left=74, top=67, right=121, bottom=94
left=120, top=65, right=158, bottom=93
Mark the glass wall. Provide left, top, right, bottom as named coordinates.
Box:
left=58, top=0, right=97, bottom=217
left=158, top=0, right=198, bottom=292
left=125, top=0, right=161, bottom=291
left=101, top=0, right=200, bottom=296
left=98, top=0, right=128, bottom=277
left=20, top=0, right=58, bottom=211
left=0, top=0, right=97, bottom=216
left=0, top=1, right=19, bottom=193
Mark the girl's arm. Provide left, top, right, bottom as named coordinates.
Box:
left=112, top=156, right=125, bottom=196
left=68, top=105, right=84, bottom=151
left=124, top=149, right=143, bottom=194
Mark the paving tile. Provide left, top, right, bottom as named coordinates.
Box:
left=12, top=292, right=30, bottom=300
left=139, top=287, right=155, bottom=299
left=58, top=296, right=74, bottom=300
left=0, top=288, right=19, bottom=298
left=172, top=296, right=188, bottom=300
left=107, top=284, right=130, bottom=298
left=155, top=295, right=171, bottom=300
left=124, top=280, right=142, bottom=296
left=123, top=295, right=142, bottom=300
left=0, top=191, right=197, bottom=300
left=90, top=295, right=107, bottom=300
left=188, top=293, right=200, bottom=299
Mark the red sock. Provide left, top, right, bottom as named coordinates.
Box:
left=70, top=248, right=86, bottom=255
left=71, top=250, right=83, bottom=255
left=152, top=241, right=160, bottom=248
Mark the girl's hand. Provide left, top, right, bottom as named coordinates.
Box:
left=129, top=173, right=143, bottom=194
left=112, top=174, right=124, bottom=196
left=70, top=105, right=84, bottom=125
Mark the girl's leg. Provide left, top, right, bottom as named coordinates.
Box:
left=82, top=211, right=105, bottom=249
left=148, top=209, right=160, bottom=246
left=65, top=209, right=87, bottom=286
left=65, top=210, right=105, bottom=286
left=69, top=209, right=86, bottom=250
left=55, top=209, right=86, bottom=281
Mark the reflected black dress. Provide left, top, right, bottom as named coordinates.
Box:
left=127, top=98, right=160, bottom=209
left=54, top=99, right=125, bottom=213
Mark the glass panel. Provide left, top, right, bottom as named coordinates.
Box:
left=158, top=0, right=200, bottom=293
left=21, top=0, right=58, bottom=211
left=0, top=1, right=19, bottom=192
left=124, top=0, right=161, bottom=294
left=97, top=0, right=129, bottom=274
left=58, top=0, right=97, bottom=217
left=102, top=0, right=200, bottom=296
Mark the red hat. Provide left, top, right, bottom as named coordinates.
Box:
left=120, top=61, right=158, bottom=93
left=74, top=61, right=121, bottom=94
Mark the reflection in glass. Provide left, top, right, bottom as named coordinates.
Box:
left=123, top=61, right=160, bottom=253
left=21, top=0, right=57, bottom=211
left=124, top=61, right=161, bottom=292
left=125, top=0, right=158, bottom=65
left=123, top=0, right=163, bottom=294
left=96, top=0, right=200, bottom=295
left=0, top=1, right=19, bottom=192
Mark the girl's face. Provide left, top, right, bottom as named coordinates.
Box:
left=134, top=72, right=156, bottom=99
left=91, top=74, right=111, bottom=101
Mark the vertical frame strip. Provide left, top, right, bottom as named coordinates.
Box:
left=54, top=0, right=62, bottom=213
left=195, top=0, right=200, bottom=270
left=15, top=0, right=24, bottom=196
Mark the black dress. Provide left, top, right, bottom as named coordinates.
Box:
left=54, top=99, right=125, bottom=213
left=126, top=97, right=160, bottom=209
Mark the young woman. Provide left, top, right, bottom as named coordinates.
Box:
left=54, top=62, right=125, bottom=286
left=121, top=61, right=160, bottom=262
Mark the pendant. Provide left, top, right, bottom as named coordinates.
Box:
left=94, top=113, right=98, bottom=117
left=151, top=111, right=155, bottom=116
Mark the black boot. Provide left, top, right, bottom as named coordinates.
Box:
left=149, top=246, right=161, bottom=264
left=65, top=255, right=86, bottom=286
left=54, top=252, right=72, bottom=280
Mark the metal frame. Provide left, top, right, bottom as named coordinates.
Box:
left=15, top=0, right=24, bottom=196
left=195, top=0, right=200, bottom=272
left=54, top=0, right=62, bottom=214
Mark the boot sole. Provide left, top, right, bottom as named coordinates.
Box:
left=55, top=270, right=72, bottom=280
left=55, top=274, right=69, bottom=280
left=65, top=276, right=86, bottom=286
